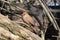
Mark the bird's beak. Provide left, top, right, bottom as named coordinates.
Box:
left=21, top=11, right=28, bottom=16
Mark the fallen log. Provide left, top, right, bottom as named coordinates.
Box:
left=0, top=14, right=42, bottom=40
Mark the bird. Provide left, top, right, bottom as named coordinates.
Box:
left=20, top=11, right=41, bottom=36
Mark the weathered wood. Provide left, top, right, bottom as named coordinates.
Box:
left=0, top=27, right=20, bottom=40
left=0, top=14, right=42, bottom=40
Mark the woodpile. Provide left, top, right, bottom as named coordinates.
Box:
left=0, top=14, right=42, bottom=40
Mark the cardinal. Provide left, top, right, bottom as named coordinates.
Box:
left=20, top=11, right=41, bottom=35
